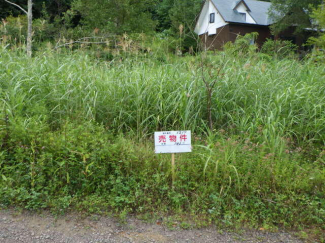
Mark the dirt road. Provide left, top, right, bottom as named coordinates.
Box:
left=0, top=209, right=303, bottom=243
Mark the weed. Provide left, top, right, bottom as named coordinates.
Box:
left=0, top=49, right=324, bottom=241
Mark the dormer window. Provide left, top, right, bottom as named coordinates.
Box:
left=239, top=12, right=246, bottom=22
left=210, top=13, right=215, bottom=23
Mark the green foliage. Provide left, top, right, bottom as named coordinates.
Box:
left=223, top=32, right=259, bottom=55
left=308, top=3, right=325, bottom=48
left=44, top=0, right=74, bottom=18
left=0, top=46, right=324, bottom=145
left=0, top=49, right=324, bottom=236
left=155, top=0, right=202, bottom=32
left=155, top=0, right=202, bottom=52
left=71, top=0, right=157, bottom=34
left=269, top=0, right=322, bottom=35
left=1, top=0, right=73, bottom=20
left=306, top=48, right=325, bottom=64
left=0, top=0, right=201, bottom=53
left=0, top=0, right=27, bottom=19
left=0, top=15, right=76, bottom=48
left=0, top=15, right=28, bottom=47
left=261, top=38, right=298, bottom=58
left=0, top=117, right=324, bottom=228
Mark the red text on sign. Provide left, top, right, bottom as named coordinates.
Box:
left=169, top=135, right=177, bottom=143
left=159, top=135, right=166, bottom=143
left=180, top=134, right=187, bottom=142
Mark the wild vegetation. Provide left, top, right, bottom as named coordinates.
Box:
left=1, top=0, right=325, bottom=56
left=1, top=0, right=325, bottom=242
left=0, top=36, right=324, bottom=241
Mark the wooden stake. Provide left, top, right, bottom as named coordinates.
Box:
left=171, top=153, right=175, bottom=188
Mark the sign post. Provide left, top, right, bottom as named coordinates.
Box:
left=154, top=130, right=192, bottom=187
left=171, top=153, right=175, bottom=186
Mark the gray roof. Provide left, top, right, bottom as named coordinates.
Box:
left=211, top=0, right=274, bottom=26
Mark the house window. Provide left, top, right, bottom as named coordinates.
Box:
left=239, top=13, right=246, bottom=22
left=210, top=13, right=215, bottom=23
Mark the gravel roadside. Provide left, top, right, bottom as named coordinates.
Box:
left=0, top=209, right=304, bottom=243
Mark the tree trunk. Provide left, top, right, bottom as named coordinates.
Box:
left=4, top=0, right=32, bottom=57
left=27, top=0, right=33, bottom=57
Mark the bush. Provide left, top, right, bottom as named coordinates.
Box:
left=223, top=32, right=258, bottom=55
left=261, top=38, right=298, bottom=59
left=306, top=48, right=325, bottom=64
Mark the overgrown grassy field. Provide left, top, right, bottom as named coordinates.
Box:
left=0, top=47, right=324, bottom=238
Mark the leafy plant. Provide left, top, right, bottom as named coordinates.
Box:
left=261, top=38, right=298, bottom=59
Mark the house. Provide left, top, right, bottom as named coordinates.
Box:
left=194, top=0, right=275, bottom=50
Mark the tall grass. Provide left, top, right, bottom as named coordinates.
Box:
left=0, top=47, right=324, bottom=231
left=1, top=48, right=324, bottom=148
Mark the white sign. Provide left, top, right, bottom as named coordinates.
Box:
left=155, top=130, right=191, bottom=154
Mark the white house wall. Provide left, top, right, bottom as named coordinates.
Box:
left=235, top=2, right=256, bottom=24
left=195, top=0, right=227, bottom=36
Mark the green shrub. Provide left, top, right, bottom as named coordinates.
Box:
left=223, top=32, right=259, bottom=55
left=261, top=38, right=298, bottom=59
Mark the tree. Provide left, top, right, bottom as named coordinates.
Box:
left=308, top=3, right=325, bottom=48
left=71, top=0, right=157, bottom=34
left=0, top=0, right=26, bottom=19
left=269, top=0, right=322, bottom=35
left=155, top=0, right=202, bottom=51
left=155, top=0, right=203, bottom=33
left=4, top=0, right=33, bottom=57
left=46, top=0, right=73, bottom=17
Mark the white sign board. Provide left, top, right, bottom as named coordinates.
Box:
left=155, top=130, right=191, bottom=154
